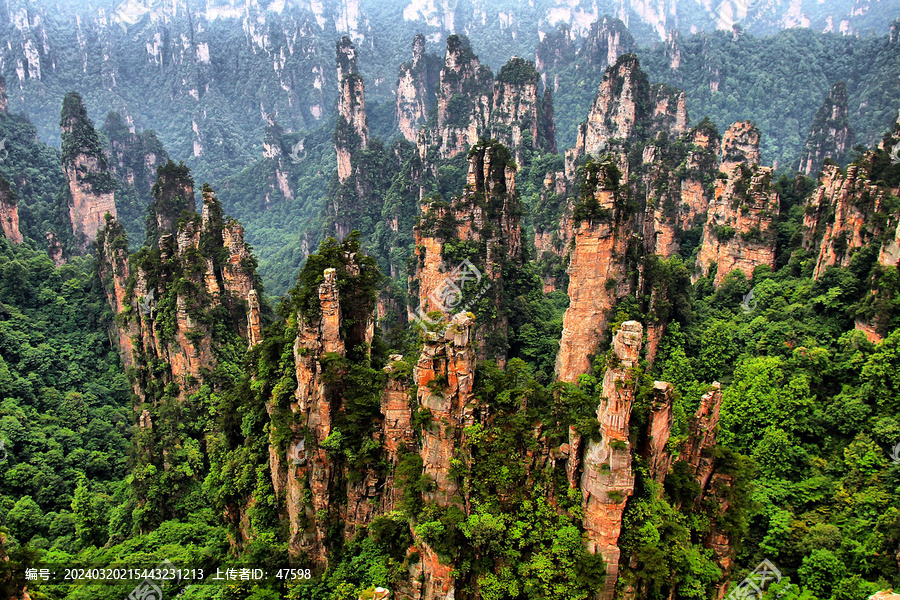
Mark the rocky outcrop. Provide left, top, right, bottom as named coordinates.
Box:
left=0, top=75, right=8, bottom=114
left=413, top=141, right=522, bottom=359
left=490, top=57, right=555, bottom=162
left=247, top=289, right=262, bottom=348
left=675, top=382, right=735, bottom=589
left=97, top=185, right=258, bottom=401
left=287, top=266, right=344, bottom=564
left=261, top=115, right=295, bottom=205
left=103, top=111, right=169, bottom=209
left=697, top=122, right=779, bottom=284
left=46, top=231, right=64, bottom=266
left=800, top=82, right=853, bottom=176
left=678, top=383, right=724, bottom=494
left=804, top=161, right=892, bottom=278
left=415, top=313, right=476, bottom=506
left=573, top=55, right=688, bottom=160
left=580, top=321, right=642, bottom=600
left=396, top=34, right=440, bottom=143
left=719, top=120, right=761, bottom=174
left=0, top=176, right=22, bottom=244
left=432, top=35, right=494, bottom=159
left=60, top=92, right=117, bottom=252
left=555, top=157, right=634, bottom=383
left=328, top=36, right=385, bottom=241
left=335, top=36, right=369, bottom=185
left=643, top=381, right=674, bottom=485
left=380, top=356, right=413, bottom=513
left=146, top=161, right=195, bottom=242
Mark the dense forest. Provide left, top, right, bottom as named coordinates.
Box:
left=1, top=2, right=900, bottom=600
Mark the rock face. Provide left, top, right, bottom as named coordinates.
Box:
left=261, top=115, right=295, bottom=206
left=419, top=37, right=555, bottom=162
left=380, top=356, right=414, bottom=513
left=0, top=176, right=22, bottom=244
left=643, top=381, right=674, bottom=485
left=432, top=35, right=494, bottom=160
left=491, top=57, right=554, bottom=162
left=800, top=82, right=853, bottom=176
left=413, top=141, right=522, bottom=359
left=102, top=111, right=169, bottom=217
left=328, top=36, right=383, bottom=241
left=580, top=322, right=642, bottom=600
left=415, top=313, right=476, bottom=507
left=674, top=383, right=736, bottom=588
left=396, top=34, right=440, bottom=143
left=697, top=122, right=779, bottom=284
left=289, top=266, right=347, bottom=564
left=146, top=161, right=195, bottom=242
left=555, top=157, right=634, bottom=383
left=97, top=185, right=258, bottom=400
left=335, top=36, right=368, bottom=185
left=60, top=92, right=117, bottom=251
left=0, top=75, right=7, bottom=114
left=573, top=54, right=688, bottom=159
left=804, top=160, right=893, bottom=278
left=679, top=383, right=724, bottom=493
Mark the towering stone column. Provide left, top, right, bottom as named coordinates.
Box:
left=580, top=321, right=643, bottom=600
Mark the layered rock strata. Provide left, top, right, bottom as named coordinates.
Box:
left=555, top=157, right=634, bottom=383
left=97, top=186, right=257, bottom=400
left=0, top=176, right=22, bottom=244
left=60, top=92, right=117, bottom=251
left=413, top=141, right=522, bottom=359
left=697, top=122, right=779, bottom=284
left=580, top=321, right=642, bottom=600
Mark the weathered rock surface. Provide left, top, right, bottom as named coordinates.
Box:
left=98, top=186, right=257, bottom=401
left=643, top=381, right=674, bottom=485
left=396, top=34, right=439, bottom=143
left=413, top=141, right=522, bottom=360
left=415, top=313, right=476, bottom=507
left=555, top=158, right=634, bottom=383
left=0, top=176, right=22, bottom=244
left=60, top=93, right=117, bottom=251
left=800, top=82, right=853, bottom=177
left=697, top=123, right=779, bottom=284
left=580, top=321, right=642, bottom=600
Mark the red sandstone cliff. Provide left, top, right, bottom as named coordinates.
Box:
left=60, top=92, right=117, bottom=252
left=98, top=186, right=259, bottom=401
left=569, top=322, right=644, bottom=600
left=555, top=157, right=634, bottom=383
left=413, top=141, right=522, bottom=360
left=697, top=122, right=779, bottom=284
left=0, top=176, right=22, bottom=245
